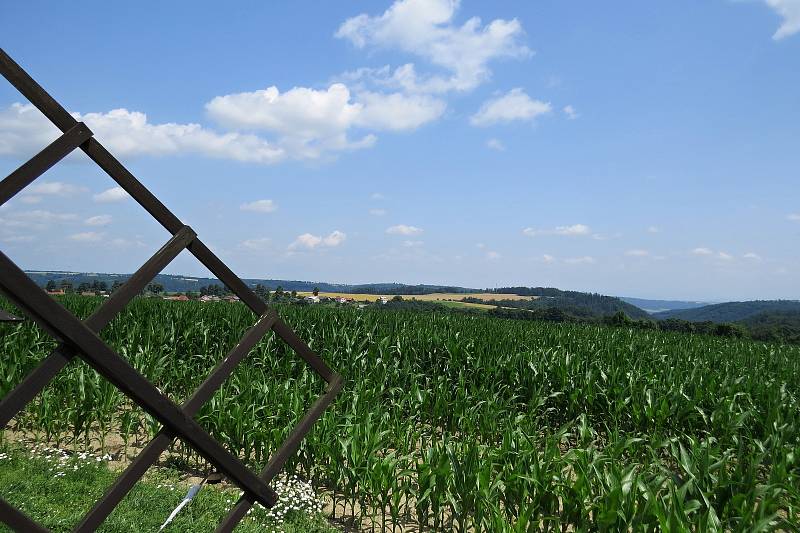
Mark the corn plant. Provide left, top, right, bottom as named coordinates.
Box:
left=1, top=295, right=798, bottom=530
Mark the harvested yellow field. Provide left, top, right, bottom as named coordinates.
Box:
left=296, top=291, right=536, bottom=303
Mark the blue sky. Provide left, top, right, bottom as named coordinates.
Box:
left=1, top=1, right=798, bottom=301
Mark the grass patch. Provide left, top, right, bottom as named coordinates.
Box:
left=0, top=443, right=337, bottom=532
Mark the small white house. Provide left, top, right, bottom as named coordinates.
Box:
left=378, top=296, right=389, bottom=304
left=305, top=295, right=320, bottom=303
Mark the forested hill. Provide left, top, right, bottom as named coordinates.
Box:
left=483, top=287, right=651, bottom=320
left=653, top=300, right=800, bottom=322
left=24, top=271, right=478, bottom=295
left=617, top=296, right=709, bottom=314
left=24, top=272, right=651, bottom=319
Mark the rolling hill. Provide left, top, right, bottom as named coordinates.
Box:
left=618, top=296, right=710, bottom=314
left=24, top=271, right=648, bottom=320
left=653, top=300, right=800, bottom=323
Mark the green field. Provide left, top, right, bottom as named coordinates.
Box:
left=2, top=295, right=799, bottom=530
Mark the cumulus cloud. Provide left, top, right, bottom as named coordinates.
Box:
left=470, top=89, right=551, bottom=126
left=93, top=186, right=130, bottom=203
left=647, top=225, right=660, bottom=233
left=692, top=247, right=714, bottom=256
left=763, top=0, right=800, bottom=39
left=0, top=103, right=285, bottom=164
left=239, top=237, right=272, bottom=251
left=240, top=199, right=277, bottom=213
left=1, top=88, right=444, bottom=163
left=0, top=210, right=78, bottom=232
left=486, top=138, right=506, bottom=151
left=523, top=224, right=590, bottom=237
left=718, top=251, right=734, bottom=261
left=289, top=230, right=347, bottom=250
left=69, top=231, right=104, bottom=243
left=26, top=181, right=87, bottom=197
left=386, top=224, right=423, bottom=235
left=18, top=180, right=87, bottom=204
left=743, top=252, right=763, bottom=261
left=206, top=84, right=444, bottom=159
left=355, top=90, right=447, bottom=130
left=335, top=0, right=531, bottom=93
left=84, top=215, right=112, bottom=226
left=541, top=254, right=556, bottom=264
left=563, top=105, right=579, bottom=120
left=788, top=213, right=800, bottom=221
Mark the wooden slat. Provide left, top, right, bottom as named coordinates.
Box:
left=0, top=122, right=93, bottom=207
left=0, top=47, right=341, bottom=530
left=0, top=309, right=23, bottom=322
left=75, top=310, right=278, bottom=532
left=0, top=227, right=196, bottom=429
left=0, top=49, right=76, bottom=128
left=0, top=252, right=277, bottom=508
left=0, top=497, right=50, bottom=533
left=215, top=374, right=343, bottom=533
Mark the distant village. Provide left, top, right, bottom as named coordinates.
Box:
left=41, top=279, right=392, bottom=306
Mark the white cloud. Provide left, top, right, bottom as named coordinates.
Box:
left=542, top=253, right=556, bottom=264
left=69, top=231, right=103, bottom=243
left=108, top=237, right=146, bottom=248
left=240, top=199, right=277, bottom=213
left=240, top=237, right=272, bottom=251
left=371, top=192, right=385, bottom=200
left=291, top=233, right=323, bottom=249
left=564, top=256, right=596, bottom=265
left=26, top=181, right=87, bottom=197
left=563, top=105, right=579, bottom=120
left=93, top=186, right=130, bottom=203
left=486, top=138, right=506, bottom=151
left=0, top=210, right=79, bottom=232
left=486, top=250, right=501, bottom=260
left=763, top=0, right=800, bottom=39
left=718, top=251, right=734, bottom=261
left=0, top=103, right=285, bottom=164
left=369, top=208, right=388, bottom=216
left=355, top=90, right=446, bottom=130
left=324, top=230, right=347, bottom=246
left=1, top=234, right=34, bottom=243
left=470, top=89, right=551, bottom=127
left=743, top=252, right=763, bottom=261
left=289, top=230, right=347, bottom=250
left=84, top=215, right=112, bottom=227
left=692, top=247, right=713, bottom=256
left=206, top=84, right=444, bottom=159
left=386, top=224, right=423, bottom=235
left=0, top=103, right=61, bottom=156
left=788, top=213, right=800, bottom=221
left=335, top=0, right=531, bottom=93
left=625, top=249, right=650, bottom=257
left=402, top=240, right=424, bottom=247
left=647, top=225, right=660, bottom=233
left=523, top=224, right=590, bottom=237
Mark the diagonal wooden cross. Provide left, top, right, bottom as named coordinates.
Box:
left=0, top=48, right=341, bottom=533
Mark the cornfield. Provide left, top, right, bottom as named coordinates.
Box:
left=2, top=295, right=799, bottom=531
